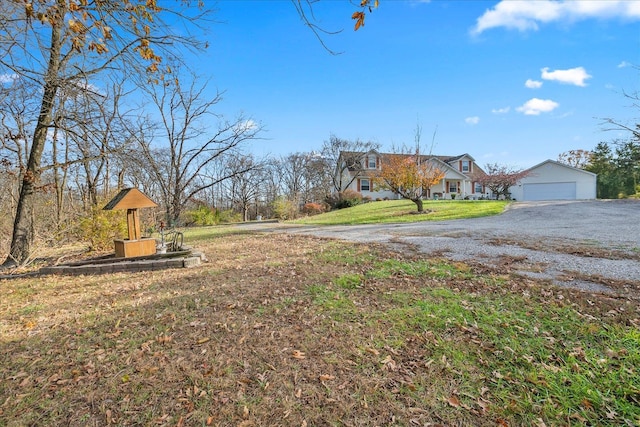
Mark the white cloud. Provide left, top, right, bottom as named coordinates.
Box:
left=525, top=79, right=543, bottom=89
left=516, top=98, right=559, bottom=115
left=472, top=0, right=640, bottom=35
left=0, top=73, right=19, bottom=84
left=465, top=116, right=480, bottom=125
left=541, top=66, right=591, bottom=86
left=235, top=119, right=259, bottom=133
left=618, top=61, right=631, bottom=68
left=491, top=106, right=510, bottom=114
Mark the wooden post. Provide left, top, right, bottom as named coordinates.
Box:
left=127, top=209, right=141, bottom=240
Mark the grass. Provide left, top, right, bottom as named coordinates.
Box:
left=1, top=232, right=639, bottom=426
left=292, top=199, right=510, bottom=225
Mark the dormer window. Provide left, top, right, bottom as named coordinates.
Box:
left=368, top=157, right=377, bottom=169
left=461, top=160, right=470, bottom=172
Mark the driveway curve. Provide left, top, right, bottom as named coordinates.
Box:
left=268, top=200, right=640, bottom=293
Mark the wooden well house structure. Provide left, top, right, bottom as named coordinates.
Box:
left=103, top=188, right=158, bottom=258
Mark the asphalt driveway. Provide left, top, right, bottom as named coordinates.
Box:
left=271, top=200, right=640, bottom=293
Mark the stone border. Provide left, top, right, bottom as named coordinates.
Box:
left=38, top=251, right=206, bottom=276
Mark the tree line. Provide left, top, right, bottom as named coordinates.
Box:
left=1, top=0, right=636, bottom=267
left=556, top=127, right=640, bottom=199
left=0, top=0, right=380, bottom=267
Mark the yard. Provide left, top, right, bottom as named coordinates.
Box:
left=1, top=228, right=638, bottom=426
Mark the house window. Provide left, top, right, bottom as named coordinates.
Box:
left=449, top=181, right=458, bottom=193
left=461, top=160, right=470, bottom=172
left=368, top=157, right=377, bottom=169
left=360, top=179, right=370, bottom=191
left=474, top=182, right=483, bottom=193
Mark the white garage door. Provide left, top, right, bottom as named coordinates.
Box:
left=522, top=182, right=576, bottom=201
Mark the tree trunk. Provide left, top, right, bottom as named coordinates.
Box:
left=3, top=2, right=64, bottom=267
left=413, top=198, right=424, bottom=212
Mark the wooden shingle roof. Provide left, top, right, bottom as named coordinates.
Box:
left=103, top=188, right=157, bottom=210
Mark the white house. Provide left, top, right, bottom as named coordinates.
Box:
left=337, top=151, right=489, bottom=200
left=508, top=159, right=597, bottom=201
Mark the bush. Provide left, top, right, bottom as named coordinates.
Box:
left=301, top=202, right=325, bottom=216
left=326, top=190, right=363, bottom=210
left=75, top=204, right=128, bottom=251
left=217, top=209, right=242, bottom=223
left=183, top=205, right=217, bottom=226
left=272, top=197, right=298, bottom=220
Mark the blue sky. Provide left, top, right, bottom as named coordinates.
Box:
left=192, top=0, right=639, bottom=168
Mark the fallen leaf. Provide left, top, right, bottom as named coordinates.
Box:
left=292, top=350, right=306, bottom=360
left=365, top=347, right=380, bottom=356
left=447, top=396, right=461, bottom=408
left=319, top=374, right=335, bottom=382
left=569, top=413, right=587, bottom=423
left=156, top=335, right=172, bottom=344
left=295, top=388, right=302, bottom=398
left=197, top=337, right=210, bottom=345
left=534, top=418, right=547, bottom=427
left=605, top=407, right=617, bottom=419
left=380, top=355, right=396, bottom=371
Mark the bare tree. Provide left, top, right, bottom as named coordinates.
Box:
left=259, top=158, right=286, bottom=218
left=321, top=134, right=380, bottom=194
left=291, top=0, right=379, bottom=54
left=557, top=149, right=593, bottom=169
left=225, top=155, right=265, bottom=222
left=136, top=74, right=262, bottom=224
left=1, top=0, right=209, bottom=266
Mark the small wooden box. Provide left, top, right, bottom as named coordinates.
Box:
left=114, top=238, right=157, bottom=258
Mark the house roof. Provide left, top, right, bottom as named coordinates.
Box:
left=339, top=150, right=487, bottom=178
left=526, top=159, right=597, bottom=176
left=103, top=188, right=158, bottom=210
left=439, top=153, right=476, bottom=163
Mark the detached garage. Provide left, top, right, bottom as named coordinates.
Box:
left=509, top=159, right=596, bottom=201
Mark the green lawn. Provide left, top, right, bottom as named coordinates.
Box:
left=292, top=199, right=510, bottom=225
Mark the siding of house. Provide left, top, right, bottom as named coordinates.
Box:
left=508, top=160, right=597, bottom=201
left=338, top=151, right=488, bottom=200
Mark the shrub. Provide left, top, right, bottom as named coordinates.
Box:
left=217, top=209, right=242, bottom=224
left=272, top=197, right=298, bottom=220
left=326, top=190, right=363, bottom=210
left=301, top=202, right=325, bottom=216
left=75, top=204, right=128, bottom=251
left=183, top=205, right=217, bottom=226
